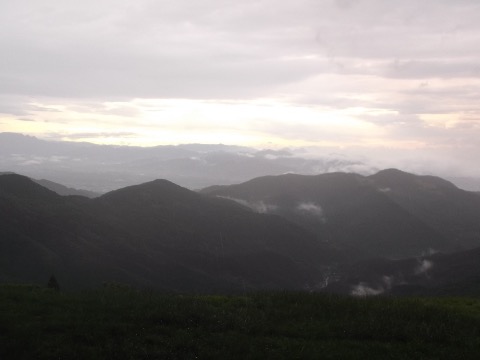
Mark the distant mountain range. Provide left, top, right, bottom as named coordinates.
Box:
left=0, top=173, right=338, bottom=291
left=2, top=168, right=480, bottom=295
left=0, top=132, right=365, bottom=193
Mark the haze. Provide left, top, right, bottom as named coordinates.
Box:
left=1, top=0, right=480, bottom=180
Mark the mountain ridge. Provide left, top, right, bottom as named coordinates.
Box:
left=202, top=170, right=480, bottom=259
left=3, top=169, right=480, bottom=295
left=0, top=173, right=336, bottom=291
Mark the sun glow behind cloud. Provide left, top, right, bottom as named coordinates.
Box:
left=2, top=97, right=388, bottom=147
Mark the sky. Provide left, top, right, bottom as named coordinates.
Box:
left=1, top=0, right=480, bottom=176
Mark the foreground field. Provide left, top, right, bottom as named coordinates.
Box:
left=1, top=285, right=480, bottom=359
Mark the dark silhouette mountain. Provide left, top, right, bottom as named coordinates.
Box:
left=0, top=174, right=129, bottom=288
left=0, top=174, right=339, bottom=291
left=4, top=168, right=480, bottom=294
left=0, top=171, right=99, bottom=197
left=202, top=170, right=480, bottom=260
left=369, top=168, right=480, bottom=250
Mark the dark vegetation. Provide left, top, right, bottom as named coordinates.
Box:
left=1, top=284, right=480, bottom=360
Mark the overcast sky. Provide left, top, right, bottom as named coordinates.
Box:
left=1, top=0, right=480, bottom=176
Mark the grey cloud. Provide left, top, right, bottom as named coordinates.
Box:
left=0, top=0, right=329, bottom=99
left=0, top=96, right=32, bottom=116
left=0, top=45, right=327, bottom=99
left=3, top=0, right=479, bottom=100
left=385, top=59, right=480, bottom=79
left=1, top=0, right=480, bottom=174
left=0, top=95, right=64, bottom=117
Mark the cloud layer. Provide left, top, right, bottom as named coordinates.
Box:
left=1, top=0, right=480, bottom=176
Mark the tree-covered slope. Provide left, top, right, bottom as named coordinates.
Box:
left=202, top=171, right=459, bottom=260
left=0, top=174, right=338, bottom=291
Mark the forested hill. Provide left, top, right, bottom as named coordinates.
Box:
left=0, top=173, right=338, bottom=291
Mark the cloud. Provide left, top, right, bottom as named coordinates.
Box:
left=0, top=95, right=64, bottom=117
left=218, top=196, right=278, bottom=214
left=1, top=0, right=480, bottom=180
left=255, top=149, right=293, bottom=159
left=296, top=202, right=325, bottom=219
left=415, top=259, right=433, bottom=275
left=2, top=0, right=479, bottom=100
left=351, top=283, right=384, bottom=296
left=0, top=0, right=328, bottom=99
left=350, top=275, right=395, bottom=296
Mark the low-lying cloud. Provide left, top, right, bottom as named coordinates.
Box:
left=220, top=197, right=278, bottom=214
left=351, top=275, right=394, bottom=297
left=415, top=259, right=433, bottom=275
left=296, top=202, right=326, bottom=222
left=351, top=283, right=385, bottom=297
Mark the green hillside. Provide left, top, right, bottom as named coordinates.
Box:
left=1, top=285, right=480, bottom=359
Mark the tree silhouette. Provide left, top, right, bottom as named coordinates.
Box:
left=47, top=275, right=60, bottom=291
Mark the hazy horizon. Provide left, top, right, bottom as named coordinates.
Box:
left=1, top=1, right=480, bottom=180
left=1, top=131, right=480, bottom=193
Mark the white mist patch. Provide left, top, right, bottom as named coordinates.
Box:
left=218, top=196, right=250, bottom=208
left=378, top=187, right=391, bottom=193
left=415, top=259, right=433, bottom=275
left=351, top=275, right=394, bottom=297
left=251, top=201, right=278, bottom=213
left=218, top=196, right=278, bottom=213
left=296, top=202, right=323, bottom=216
left=296, top=202, right=326, bottom=222
left=351, top=283, right=384, bottom=296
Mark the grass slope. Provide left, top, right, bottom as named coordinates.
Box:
left=1, top=285, right=480, bottom=359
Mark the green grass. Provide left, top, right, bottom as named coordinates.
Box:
left=1, top=284, right=480, bottom=359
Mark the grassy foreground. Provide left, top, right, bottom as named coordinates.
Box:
left=1, top=285, right=480, bottom=359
